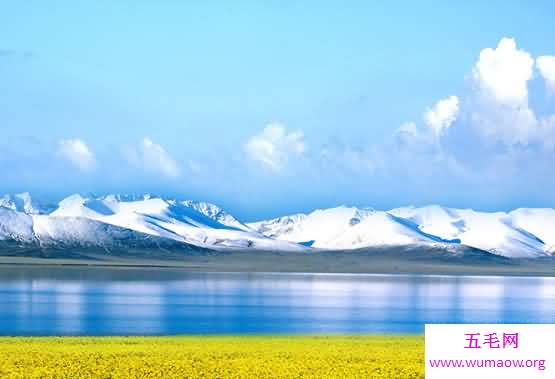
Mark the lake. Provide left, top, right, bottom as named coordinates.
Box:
left=0, top=266, right=553, bottom=335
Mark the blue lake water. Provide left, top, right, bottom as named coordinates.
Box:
left=0, top=268, right=553, bottom=335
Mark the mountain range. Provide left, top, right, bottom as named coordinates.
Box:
left=1, top=192, right=554, bottom=259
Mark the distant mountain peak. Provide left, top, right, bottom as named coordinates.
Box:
left=181, top=200, right=250, bottom=231
left=249, top=205, right=555, bottom=258
left=0, top=192, right=53, bottom=215
left=1, top=193, right=554, bottom=258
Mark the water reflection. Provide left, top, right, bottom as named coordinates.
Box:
left=0, top=269, right=553, bottom=335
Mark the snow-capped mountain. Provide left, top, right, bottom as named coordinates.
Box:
left=32, top=215, right=193, bottom=249
left=1, top=193, right=554, bottom=258
left=0, top=192, right=51, bottom=215
left=0, top=193, right=303, bottom=251
left=249, top=214, right=308, bottom=239
left=0, top=205, right=192, bottom=249
left=248, top=207, right=459, bottom=249
left=181, top=200, right=251, bottom=231
left=0, top=207, right=35, bottom=242
left=509, top=208, right=555, bottom=253
left=389, top=206, right=549, bottom=258
left=249, top=205, right=555, bottom=258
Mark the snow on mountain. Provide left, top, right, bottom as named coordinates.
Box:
left=388, top=206, right=548, bottom=258
left=32, top=214, right=111, bottom=246
left=1, top=193, right=555, bottom=258
left=49, top=194, right=304, bottom=251
left=509, top=208, right=555, bottom=253
left=181, top=200, right=250, bottom=231
left=0, top=193, right=46, bottom=215
left=248, top=206, right=459, bottom=249
left=0, top=196, right=194, bottom=249
left=250, top=205, right=554, bottom=257
left=0, top=207, right=36, bottom=243
left=388, top=205, right=462, bottom=240
left=248, top=214, right=307, bottom=239
left=31, top=215, right=166, bottom=248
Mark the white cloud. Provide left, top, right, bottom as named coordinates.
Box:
left=395, top=38, right=555, bottom=155
left=395, top=120, right=438, bottom=154
left=538, top=115, right=555, bottom=152
left=123, top=138, right=180, bottom=178
left=395, top=96, right=458, bottom=153
left=58, top=139, right=96, bottom=172
left=245, top=122, right=305, bottom=172
left=472, top=37, right=534, bottom=107
left=398, top=121, right=418, bottom=137
left=396, top=121, right=424, bottom=148
left=467, top=37, right=551, bottom=147
left=468, top=102, right=538, bottom=146
left=537, top=55, right=555, bottom=94
left=424, top=95, right=459, bottom=136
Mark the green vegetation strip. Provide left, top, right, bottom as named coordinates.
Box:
left=0, top=336, right=423, bottom=378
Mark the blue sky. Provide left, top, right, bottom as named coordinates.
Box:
left=2, top=1, right=555, bottom=220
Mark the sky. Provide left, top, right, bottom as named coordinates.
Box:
left=1, top=1, right=555, bottom=220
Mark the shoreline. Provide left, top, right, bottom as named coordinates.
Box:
left=0, top=249, right=553, bottom=277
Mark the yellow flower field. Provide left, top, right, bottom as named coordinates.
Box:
left=0, top=336, right=423, bottom=379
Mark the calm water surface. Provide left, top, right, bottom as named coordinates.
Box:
left=0, top=267, right=553, bottom=335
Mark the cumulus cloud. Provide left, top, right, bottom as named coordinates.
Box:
left=397, top=38, right=555, bottom=154
left=123, top=138, right=180, bottom=178
left=397, top=121, right=418, bottom=138
left=468, top=102, right=538, bottom=146
left=467, top=38, right=552, bottom=147
left=394, top=36, right=555, bottom=186
left=537, top=55, right=555, bottom=94
left=396, top=121, right=432, bottom=152
left=245, top=122, right=305, bottom=172
left=396, top=121, right=438, bottom=154
left=472, top=38, right=534, bottom=107
left=58, top=139, right=96, bottom=172
left=395, top=96, right=459, bottom=153
left=424, top=95, right=459, bottom=136
left=538, top=115, right=555, bottom=151
left=398, top=36, right=555, bottom=187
